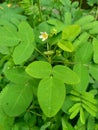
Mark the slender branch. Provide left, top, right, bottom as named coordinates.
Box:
left=30, top=111, right=42, bottom=117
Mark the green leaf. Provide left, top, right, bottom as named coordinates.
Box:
left=75, top=118, right=86, bottom=130
left=0, top=87, right=14, bottom=130
left=0, top=19, right=16, bottom=28
left=40, top=122, right=51, bottom=130
left=75, top=15, right=94, bottom=27
left=73, top=32, right=89, bottom=50
left=82, top=21, right=98, bottom=31
left=81, top=92, right=97, bottom=104
left=74, top=42, right=93, bottom=63
left=62, top=96, right=74, bottom=114
left=70, top=95, right=81, bottom=102
left=58, top=40, right=74, bottom=52
left=62, top=25, right=81, bottom=41
left=70, top=106, right=80, bottom=119
left=36, top=21, right=52, bottom=35
left=60, top=0, right=71, bottom=6
left=2, top=83, right=33, bottom=117
left=64, top=12, right=72, bottom=25
left=26, top=61, right=52, bottom=79
left=13, top=42, right=34, bottom=65
left=80, top=107, right=85, bottom=124
left=73, top=63, right=89, bottom=92
left=69, top=103, right=81, bottom=113
left=53, top=65, right=80, bottom=84
left=12, top=122, right=29, bottom=130
left=0, top=3, right=26, bottom=23
left=34, top=21, right=53, bottom=44
left=62, top=117, right=75, bottom=130
left=41, top=0, right=53, bottom=6
left=83, top=21, right=98, bottom=34
left=82, top=103, right=96, bottom=117
left=89, top=26, right=98, bottom=34
left=3, top=62, right=31, bottom=84
left=0, top=26, right=20, bottom=46
left=38, top=77, right=65, bottom=117
left=0, top=46, right=9, bottom=55
left=87, top=116, right=95, bottom=130
left=92, top=38, right=98, bottom=63
left=87, top=0, right=98, bottom=6
left=47, top=18, right=65, bottom=32
left=13, top=21, right=35, bottom=64
left=89, top=64, right=98, bottom=81
left=82, top=100, right=97, bottom=112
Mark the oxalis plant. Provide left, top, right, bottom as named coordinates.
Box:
left=0, top=0, right=98, bottom=129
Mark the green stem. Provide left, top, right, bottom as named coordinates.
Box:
left=35, top=47, right=48, bottom=60
left=79, top=0, right=83, bottom=9
left=37, top=0, right=42, bottom=22
left=52, top=60, right=76, bottom=65
left=30, top=111, right=42, bottom=117
left=95, top=5, right=98, bottom=20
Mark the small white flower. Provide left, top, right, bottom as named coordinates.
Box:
left=39, top=32, right=48, bottom=41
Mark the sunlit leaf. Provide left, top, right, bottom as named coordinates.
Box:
left=38, top=77, right=65, bottom=117
left=3, top=62, right=31, bottom=84
left=0, top=87, right=14, bottom=130
left=62, top=25, right=81, bottom=41
left=58, top=40, right=74, bottom=52
left=2, top=83, right=33, bottom=117
left=73, top=63, right=89, bottom=92
left=53, top=65, right=80, bottom=84
left=0, top=26, right=20, bottom=46
left=74, top=41, right=93, bottom=63
left=13, top=21, right=35, bottom=64
left=26, top=61, right=52, bottom=79
left=75, top=15, right=94, bottom=27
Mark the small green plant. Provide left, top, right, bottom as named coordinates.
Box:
left=0, top=0, right=98, bottom=129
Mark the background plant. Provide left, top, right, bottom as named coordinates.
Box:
left=0, top=0, right=98, bottom=130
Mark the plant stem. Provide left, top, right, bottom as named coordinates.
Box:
left=30, top=111, right=42, bottom=117
left=37, top=0, right=42, bottom=22
left=95, top=5, right=98, bottom=20
left=79, top=0, right=83, bottom=8
left=35, top=47, right=48, bottom=60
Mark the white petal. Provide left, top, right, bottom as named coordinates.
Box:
left=42, top=38, right=46, bottom=41
left=39, top=35, right=43, bottom=38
